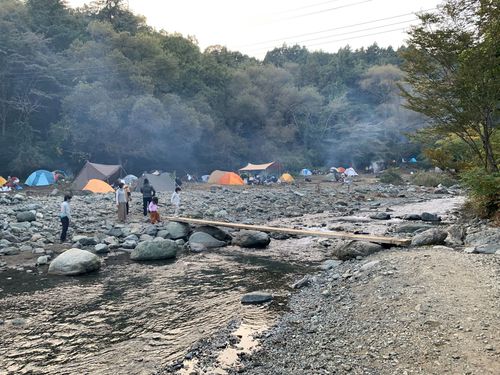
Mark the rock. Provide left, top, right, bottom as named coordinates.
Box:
left=292, top=275, right=310, bottom=289
left=434, top=187, right=449, bottom=194
left=232, top=230, right=270, bottom=248
left=0, top=247, right=19, bottom=255
left=466, top=228, right=500, bottom=248
left=107, top=228, right=124, bottom=237
left=193, top=225, right=232, bottom=242
left=360, top=260, right=380, bottom=271
left=320, top=259, right=342, bottom=270
left=165, top=222, right=191, bottom=240
left=393, top=223, right=433, bottom=233
left=122, top=240, right=137, bottom=249
left=130, top=239, right=179, bottom=261
left=143, top=225, right=158, bottom=236
left=420, top=212, right=441, bottom=222
left=446, top=224, right=466, bottom=246
left=48, top=249, right=101, bottom=275
left=94, top=244, right=109, bottom=254
left=465, top=244, right=499, bottom=254
left=403, top=214, right=422, bottom=221
left=369, top=212, right=391, bottom=220
left=36, top=255, right=49, bottom=265
left=124, top=234, right=139, bottom=242
left=332, top=241, right=383, bottom=260
left=156, top=230, right=171, bottom=239
left=73, top=235, right=98, bottom=246
left=241, top=291, right=273, bottom=305
left=16, top=211, right=36, bottom=222
left=188, top=232, right=226, bottom=249
left=411, top=228, right=448, bottom=246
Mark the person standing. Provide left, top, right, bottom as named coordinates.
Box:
left=140, top=178, right=156, bottom=216
left=148, top=196, right=161, bottom=224
left=124, top=183, right=132, bottom=214
left=170, top=187, right=181, bottom=216
left=116, top=182, right=127, bottom=223
left=60, top=195, right=72, bottom=243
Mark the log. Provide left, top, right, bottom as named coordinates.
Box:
left=164, top=216, right=410, bottom=246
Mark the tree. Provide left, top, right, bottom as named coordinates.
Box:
left=400, top=0, right=499, bottom=172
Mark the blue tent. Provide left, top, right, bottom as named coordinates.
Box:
left=25, top=170, right=55, bottom=186
left=409, top=157, right=417, bottom=163
left=300, top=168, right=312, bottom=176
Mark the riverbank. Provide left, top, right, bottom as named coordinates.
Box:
left=1, top=177, right=499, bottom=374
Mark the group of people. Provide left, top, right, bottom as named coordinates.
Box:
left=58, top=178, right=182, bottom=243
left=0, top=176, right=21, bottom=192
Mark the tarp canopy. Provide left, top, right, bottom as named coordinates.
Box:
left=83, top=179, right=114, bottom=193
left=300, top=168, right=312, bottom=176
left=219, top=172, right=244, bottom=185
left=280, top=173, right=294, bottom=183
left=239, top=162, right=280, bottom=172
left=135, top=173, right=175, bottom=192
left=73, top=161, right=123, bottom=190
left=0, top=176, right=6, bottom=186
left=25, top=170, right=55, bottom=186
left=207, top=170, right=229, bottom=184
left=345, top=167, right=358, bottom=177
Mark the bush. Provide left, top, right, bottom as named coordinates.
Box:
left=461, top=168, right=500, bottom=218
left=410, top=171, right=457, bottom=187
left=379, top=169, right=404, bottom=185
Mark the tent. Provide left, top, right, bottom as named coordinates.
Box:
left=239, top=161, right=281, bottom=175
left=207, top=170, right=229, bottom=184
left=300, top=168, right=312, bottom=176
left=83, top=179, right=114, bottom=194
left=279, top=173, right=294, bottom=183
left=25, top=170, right=55, bottom=186
left=135, top=173, right=175, bottom=192
left=337, top=167, right=346, bottom=173
left=0, top=176, right=6, bottom=186
left=73, top=161, right=123, bottom=190
left=123, top=174, right=138, bottom=185
left=219, top=172, right=244, bottom=185
left=329, top=167, right=338, bottom=173
left=345, top=167, right=358, bottom=177
left=409, top=157, right=417, bottom=163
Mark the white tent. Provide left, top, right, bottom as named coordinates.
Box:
left=345, top=167, right=358, bottom=177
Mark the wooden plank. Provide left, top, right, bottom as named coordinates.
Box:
left=164, top=216, right=411, bottom=246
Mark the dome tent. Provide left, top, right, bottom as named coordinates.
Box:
left=83, top=179, right=114, bottom=193
left=279, top=173, right=294, bottom=183
left=300, top=169, right=312, bottom=176
left=25, top=170, right=55, bottom=186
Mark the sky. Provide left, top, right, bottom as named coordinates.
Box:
left=67, top=0, right=442, bottom=59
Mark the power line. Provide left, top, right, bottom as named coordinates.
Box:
left=283, top=0, right=372, bottom=20
left=238, top=8, right=436, bottom=48
left=247, top=18, right=418, bottom=53
left=275, top=0, right=353, bottom=15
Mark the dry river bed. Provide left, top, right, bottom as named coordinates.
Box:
left=0, top=180, right=498, bottom=375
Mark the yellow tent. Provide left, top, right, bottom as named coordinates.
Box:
left=0, top=176, right=6, bottom=186
left=280, top=173, right=294, bottom=183
left=83, top=179, right=114, bottom=194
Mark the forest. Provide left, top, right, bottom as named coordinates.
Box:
left=0, top=0, right=425, bottom=176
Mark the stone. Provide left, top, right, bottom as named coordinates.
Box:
left=193, top=225, right=232, bottom=242
left=232, top=230, right=270, bottom=248
left=394, top=223, right=433, bottom=233
left=130, top=239, right=179, bottom=261
left=189, top=232, right=226, bottom=249
left=94, top=244, right=109, bottom=254
left=36, top=255, right=49, bottom=265
left=446, top=224, right=466, bottom=246
left=403, top=214, right=422, bottom=221
left=107, top=228, right=124, bottom=237
left=73, top=235, right=98, bottom=246
left=48, top=249, right=101, bottom=276
left=241, top=291, right=273, bottom=304
left=332, top=241, right=383, bottom=260
left=360, top=260, right=380, bottom=271
left=0, top=247, right=19, bottom=255
left=411, top=228, right=448, bottom=246
left=420, top=212, right=441, bottom=222
left=466, top=228, right=500, bottom=249
left=320, top=259, right=342, bottom=270
left=292, top=275, right=310, bottom=289
left=143, top=225, right=158, bottom=236
left=165, top=222, right=191, bottom=240
left=369, top=212, right=391, bottom=220
left=16, top=211, right=36, bottom=222
left=156, top=230, right=171, bottom=239
left=122, top=240, right=137, bottom=249
left=434, top=187, right=449, bottom=194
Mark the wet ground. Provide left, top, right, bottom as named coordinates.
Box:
left=0, top=240, right=321, bottom=375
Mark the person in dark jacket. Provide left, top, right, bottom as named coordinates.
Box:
left=140, top=178, right=156, bottom=216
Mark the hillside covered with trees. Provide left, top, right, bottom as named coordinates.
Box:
left=0, top=0, right=425, bottom=176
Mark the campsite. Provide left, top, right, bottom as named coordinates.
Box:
left=1, top=1, right=499, bottom=375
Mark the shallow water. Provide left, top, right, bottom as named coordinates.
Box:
left=0, top=248, right=317, bottom=374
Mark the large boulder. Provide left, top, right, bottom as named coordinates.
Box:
left=232, top=230, right=270, bottom=248
left=48, top=249, right=101, bottom=276
left=411, top=228, right=448, bottom=246
left=193, top=225, right=232, bottom=242
left=165, top=222, right=191, bottom=240
left=331, top=241, right=383, bottom=260
left=73, top=235, right=98, bottom=246
left=130, top=239, right=179, bottom=261
left=16, top=211, right=36, bottom=222
left=188, top=232, right=226, bottom=250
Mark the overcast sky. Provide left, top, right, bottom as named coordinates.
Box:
left=67, top=0, right=441, bottom=59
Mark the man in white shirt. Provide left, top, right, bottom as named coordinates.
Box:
left=116, top=182, right=127, bottom=223
left=60, top=195, right=72, bottom=242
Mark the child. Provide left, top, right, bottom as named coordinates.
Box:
left=149, top=196, right=160, bottom=224
left=171, top=187, right=181, bottom=216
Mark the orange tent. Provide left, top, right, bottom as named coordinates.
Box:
left=337, top=167, right=346, bottom=173
left=0, top=176, right=7, bottom=186
left=218, top=172, right=244, bottom=185
left=83, top=179, right=114, bottom=193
